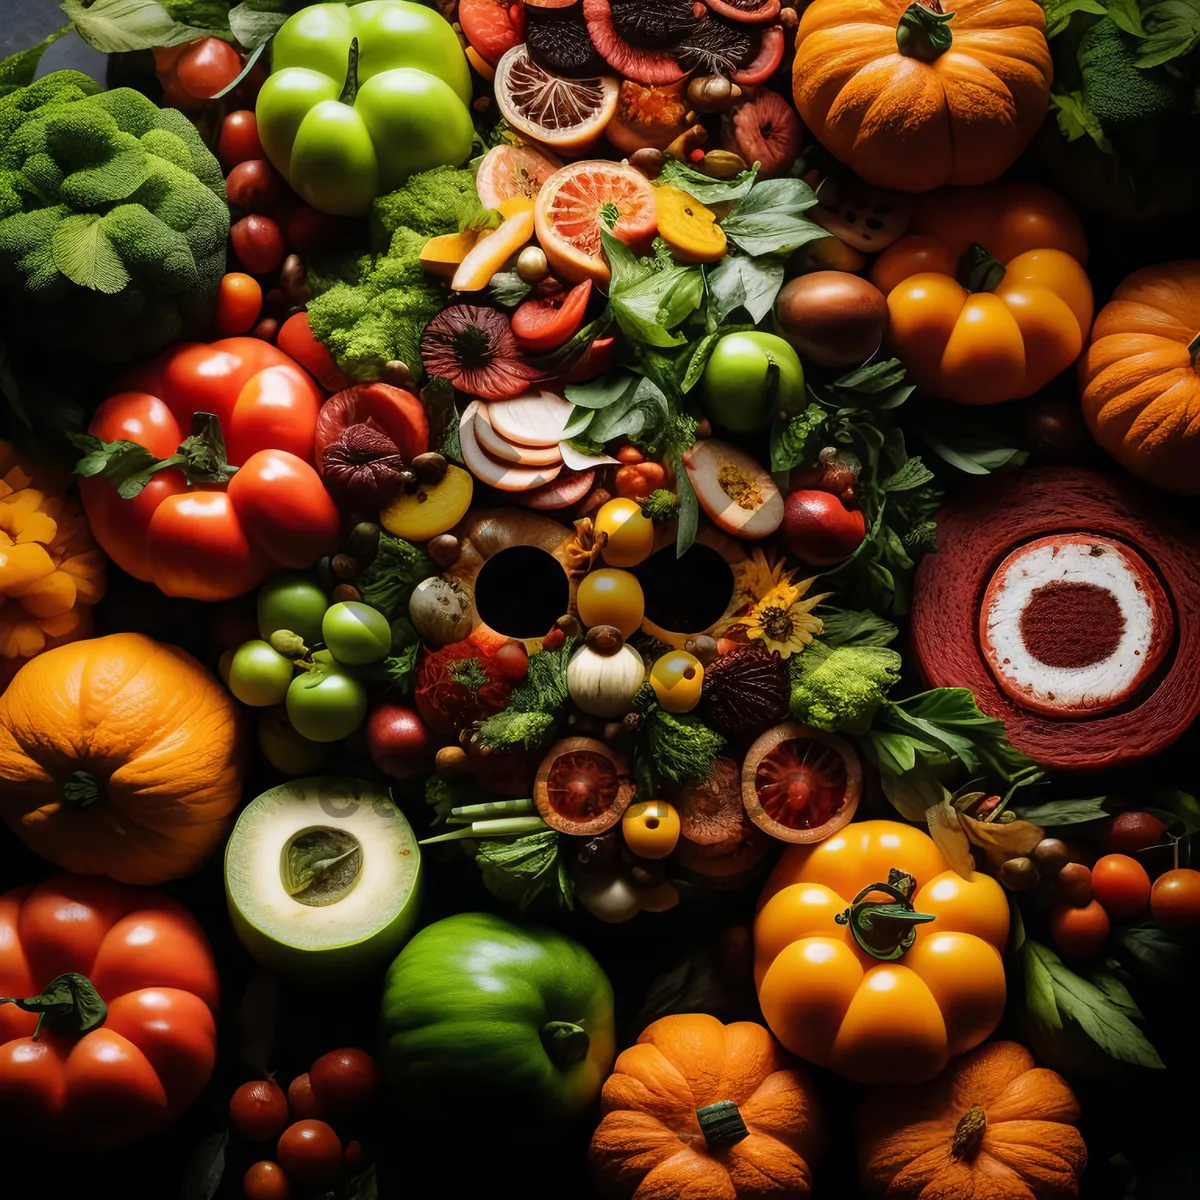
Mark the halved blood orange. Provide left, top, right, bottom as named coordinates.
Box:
left=534, top=160, right=658, bottom=284
left=494, top=44, right=619, bottom=157
left=534, top=737, right=635, bottom=835
left=459, top=0, right=526, bottom=67
left=476, top=144, right=564, bottom=210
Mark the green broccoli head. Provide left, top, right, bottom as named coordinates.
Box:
left=1079, top=18, right=1190, bottom=134
left=0, top=70, right=228, bottom=362
left=368, top=165, right=484, bottom=249
left=789, top=638, right=903, bottom=735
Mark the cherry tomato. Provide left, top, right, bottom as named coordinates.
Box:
left=1150, top=868, right=1200, bottom=931
left=492, top=640, right=529, bottom=682
left=214, top=272, right=263, bottom=336
left=219, top=110, right=264, bottom=167
left=615, top=461, right=666, bottom=500
left=243, top=1161, right=290, bottom=1200
left=511, top=279, right=591, bottom=353
left=1091, top=853, right=1151, bottom=919
left=232, top=214, right=286, bottom=275
left=286, top=1073, right=324, bottom=1121
left=615, top=445, right=644, bottom=465
left=227, top=160, right=283, bottom=214
left=1049, top=899, right=1110, bottom=959
left=458, top=0, right=525, bottom=67
left=309, top=1048, right=378, bottom=1114
left=276, top=312, right=352, bottom=392
left=277, top=1120, right=343, bottom=1190
left=176, top=38, right=243, bottom=101
left=229, top=1080, right=289, bottom=1142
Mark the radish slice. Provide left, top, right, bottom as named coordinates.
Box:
left=560, top=441, right=620, bottom=471
left=474, top=404, right=563, bottom=467
left=517, top=469, right=596, bottom=510
left=487, top=389, right=575, bottom=446
left=460, top=402, right=563, bottom=492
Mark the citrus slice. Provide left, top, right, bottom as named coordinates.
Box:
left=534, top=160, right=658, bottom=284
left=476, top=144, right=563, bottom=210
left=450, top=209, right=535, bottom=291
left=473, top=404, right=564, bottom=467
left=655, top=186, right=727, bottom=264
left=460, top=401, right=563, bottom=492
left=494, top=44, right=619, bottom=157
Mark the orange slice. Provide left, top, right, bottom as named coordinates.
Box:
left=494, top=44, right=619, bottom=157
left=460, top=402, right=563, bottom=492
left=486, top=389, right=575, bottom=446
left=451, top=209, right=535, bottom=291
left=473, top=404, right=564, bottom=466
left=534, top=160, right=658, bottom=284
left=476, top=144, right=563, bottom=210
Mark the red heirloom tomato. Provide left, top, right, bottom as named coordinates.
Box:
left=80, top=338, right=340, bottom=601
left=0, top=875, right=220, bottom=1150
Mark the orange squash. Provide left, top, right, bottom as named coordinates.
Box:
left=1, top=441, right=107, bottom=689
left=589, top=1013, right=825, bottom=1199
left=859, top=1040, right=1087, bottom=1200
left=870, top=183, right=1092, bottom=404
left=1080, top=260, right=1200, bottom=495
left=793, top=0, right=1052, bottom=193
left=0, top=632, right=246, bottom=884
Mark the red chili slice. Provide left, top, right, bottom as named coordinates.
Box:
left=511, top=280, right=593, bottom=354
left=731, top=25, right=784, bottom=87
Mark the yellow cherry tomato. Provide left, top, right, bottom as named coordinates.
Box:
left=650, top=650, right=704, bottom=713
left=576, top=568, right=645, bottom=638
left=622, top=800, right=681, bottom=860
left=594, top=498, right=654, bottom=568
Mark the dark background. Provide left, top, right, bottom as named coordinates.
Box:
left=4, top=4, right=1200, bottom=1199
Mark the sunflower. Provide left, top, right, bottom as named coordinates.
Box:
left=743, top=574, right=831, bottom=659
left=740, top=547, right=793, bottom=601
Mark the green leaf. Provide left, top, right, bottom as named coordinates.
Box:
left=919, top=425, right=1028, bottom=475
left=1013, top=796, right=1111, bottom=825
left=769, top=402, right=827, bottom=472
left=0, top=971, right=108, bottom=1035
left=1137, top=0, right=1200, bottom=66
left=721, top=177, right=827, bottom=258
left=601, top=227, right=703, bottom=349
left=69, top=431, right=164, bottom=498
left=179, top=1128, right=228, bottom=1200
left=657, top=157, right=758, bottom=204
left=1145, top=787, right=1200, bottom=835
left=818, top=607, right=899, bottom=647
left=474, top=830, right=574, bottom=912
left=833, top=359, right=910, bottom=394
left=0, top=24, right=73, bottom=96
left=1106, top=0, right=1149, bottom=35
left=51, top=214, right=131, bottom=295
left=228, top=0, right=288, bottom=48
left=1021, top=938, right=1064, bottom=1035
left=680, top=323, right=753, bottom=394
left=586, top=375, right=670, bottom=445
left=1049, top=90, right=1113, bottom=154
left=1114, top=921, right=1187, bottom=981
left=565, top=371, right=637, bottom=411
left=209, top=38, right=267, bottom=98
left=1040, top=0, right=1107, bottom=38
left=383, top=642, right=418, bottom=697
left=882, top=456, right=935, bottom=492
left=487, top=269, right=532, bottom=308
left=705, top=253, right=785, bottom=324
left=670, top=444, right=698, bottom=557
left=62, top=0, right=227, bottom=52
left=1088, top=960, right=1141, bottom=1019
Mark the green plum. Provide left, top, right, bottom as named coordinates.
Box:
left=228, top=641, right=294, bottom=707
left=323, top=601, right=392, bottom=666
left=258, top=573, right=329, bottom=645
left=701, top=332, right=806, bottom=434
left=286, top=667, right=368, bottom=742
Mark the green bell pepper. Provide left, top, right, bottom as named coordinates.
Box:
left=257, top=1, right=475, bottom=216
left=380, top=912, right=615, bottom=1135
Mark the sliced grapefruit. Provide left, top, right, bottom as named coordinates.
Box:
left=460, top=402, right=563, bottom=492
left=494, top=44, right=619, bottom=158
left=534, top=160, right=658, bottom=284
left=476, top=144, right=564, bottom=210
left=473, top=404, right=564, bottom=466
left=486, top=389, right=576, bottom=446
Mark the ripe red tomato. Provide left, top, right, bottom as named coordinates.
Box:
left=277, top=1120, right=343, bottom=1189
left=214, top=273, right=263, bottom=336
left=1091, top=853, right=1151, bottom=919
left=286, top=1073, right=324, bottom=1121
left=232, top=214, right=286, bottom=275
left=227, top=160, right=283, bottom=214
left=309, top=1048, right=378, bottom=1114
left=229, top=1080, right=289, bottom=1142
left=1049, top=899, right=1110, bottom=959
left=491, top=640, right=529, bottom=682
left=219, top=110, right=264, bottom=167
left=458, top=0, right=525, bottom=67
left=243, top=1160, right=290, bottom=1200
left=1150, top=868, right=1200, bottom=930
left=512, top=279, right=592, bottom=353
left=176, top=38, right=243, bottom=100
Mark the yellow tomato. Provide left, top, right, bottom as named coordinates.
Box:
left=650, top=650, right=704, bottom=713
left=622, top=800, right=681, bottom=860
left=594, top=498, right=654, bottom=568
left=576, top=568, right=645, bottom=638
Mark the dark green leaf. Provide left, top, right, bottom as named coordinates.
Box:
left=1107, top=0, right=1148, bottom=36
left=0, top=24, right=73, bottom=96
left=209, top=39, right=267, bottom=98
left=670, top=445, right=698, bottom=557
left=1114, top=921, right=1188, bottom=981
left=833, top=359, right=910, bottom=394
left=565, top=371, right=637, bottom=411
left=657, top=157, right=758, bottom=204
left=474, top=830, right=573, bottom=912
left=488, top=269, right=532, bottom=308
left=882, top=456, right=935, bottom=492
left=1137, top=0, right=1200, bottom=66
left=1014, top=796, right=1111, bottom=826
left=818, top=607, right=899, bottom=647
left=228, top=1, right=288, bottom=48
left=1088, top=960, right=1141, bottom=1019
left=63, top=0, right=227, bottom=51
left=680, top=323, right=753, bottom=393
left=601, top=228, right=702, bottom=348
left=1145, top=787, right=1200, bottom=835
left=179, top=1128, right=228, bottom=1200
left=705, top=252, right=785, bottom=324
left=721, top=178, right=826, bottom=257
left=1040, top=0, right=1107, bottom=37
left=1049, top=91, right=1112, bottom=153
left=769, top=402, right=826, bottom=472
left=1, top=971, right=107, bottom=1034
left=526, top=307, right=615, bottom=375
left=919, top=425, right=1028, bottom=474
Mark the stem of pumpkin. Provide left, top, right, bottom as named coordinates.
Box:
left=697, top=1100, right=751, bottom=1150
left=62, top=769, right=103, bottom=809
left=958, top=244, right=1007, bottom=294
left=1188, top=330, right=1200, bottom=369
left=951, top=1106, right=988, bottom=1159
left=896, top=2, right=954, bottom=62
left=835, top=869, right=936, bottom=961
left=541, top=1021, right=590, bottom=1068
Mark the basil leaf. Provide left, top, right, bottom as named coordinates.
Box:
left=1040, top=0, right=1107, bottom=37
left=721, top=178, right=827, bottom=257
left=474, top=830, right=573, bottom=912
left=601, top=228, right=703, bottom=348
left=1137, top=0, right=1200, bottom=67
left=818, top=607, right=899, bottom=647
left=1013, top=796, right=1111, bottom=826
left=1107, top=0, right=1148, bottom=35
left=1049, top=91, right=1113, bottom=153
left=63, top=0, right=227, bottom=51
left=770, top=402, right=826, bottom=472
left=920, top=425, right=1028, bottom=475
left=565, top=371, right=637, bottom=411
left=585, top=375, right=669, bottom=445
left=228, top=0, right=289, bottom=48
left=657, top=157, right=758, bottom=204
left=705, top=252, right=785, bottom=324
left=0, top=24, right=72, bottom=96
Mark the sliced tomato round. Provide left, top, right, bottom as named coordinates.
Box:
left=511, top=279, right=593, bottom=354
left=460, top=0, right=526, bottom=67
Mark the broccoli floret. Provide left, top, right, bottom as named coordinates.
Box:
left=368, top=165, right=484, bottom=249
left=0, top=70, right=228, bottom=363
left=1079, top=19, right=1190, bottom=133
left=789, top=638, right=902, bottom=735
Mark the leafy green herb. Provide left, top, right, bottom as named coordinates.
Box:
left=487, top=270, right=532, bottom=309
left=1137, top=0, right=1200, bottom=67
left=770, top=402, right=828, bottom=472
left=474, top=640, right=575, bottom=750
left=642, top=707, right=725, bottom=788
left=447, top=658, right=489, bottom=693
left=705, top=253, right=785, bottom=324
left=720, top=177, right=827, bottom=257
left=474, top=830, right=575, bottom=911
left=918, top=422, right=1028, bottom=475
left=641, top=489, right=680, bottom=522
left=1050, top=90, right=1113, bottom=152
left=383, top=642, right=418, bottom=697
left=656, top=157, right=759, bottom=204
left=424, top=776, right=464, bottom=827
left=64, top=0, right=229, bottom=52
left=817, top=607, right=899, bottom=647
left=1114, top=920, right=1187, bottom=982
left=1013, top=796, right=1111, bottom=826
left=601, top=227, right=704, bottom=348
left=587, top=375, right=671, bottom=445
left=472, top=709, right=556, bottom=750
left=1042, top=0, right=1107, bottom=38
left=357, top=535, right=435, bottom=621
left=0, top=971, right=107, bottom=1038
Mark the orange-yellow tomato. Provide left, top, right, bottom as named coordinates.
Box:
left=622, top=800, right=680, bottom=860
left=871, top=183, right=1092, bottom=405
left=576, top=569, right=644, bottom=638
left=754, top=820, right=1009, bottom=1084
left=649, top=650, right=703, bottom=713
left=594, top=499, right=654, bottom=568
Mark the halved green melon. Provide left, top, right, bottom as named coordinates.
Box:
left=225, top=776, right=422, bottom=984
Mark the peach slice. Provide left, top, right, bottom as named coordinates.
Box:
left=460, top=402, right=563, bottom=492
left=381, top=464, right=474, bottom=542
left=684, top=439, right=783, bottom=540
left=420, top=231, right=480, bottom=279
left=451, top=210, right=535, bottom=292
left=473, top=404, right=563, bottom=467
left=486, top=389, right=575, bottom=447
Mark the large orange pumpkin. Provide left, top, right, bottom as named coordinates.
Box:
left=859, top=1040, right=1087, bottom=1200
left=793, top=0, right=1053, bottom=193
left=0, top=632, right=246, bottom=884
left=589, top=1013, right=825, bottom=1199
left=870, top=183, right=1092, bottom=404
left=1080, top=260, right=1200, bottom=494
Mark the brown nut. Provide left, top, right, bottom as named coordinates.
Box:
left=331, top=553, right=362, bottom=581
left=701, top=149, right=748, bottom=180
left=628, top=147, right=665, bottom=180
left=999, top=856, right=1039, bottom=892
left=1032, top=837, right=1071, bottom=876
left=410, top=452, right=448, bottom=485
left=585, top=625, right=624, bottom=656
left=435, top=745, right=471, bottom=781
left=427, top=534, right=461, bottom=568
left=1058, top=862, right=1094, bottom=906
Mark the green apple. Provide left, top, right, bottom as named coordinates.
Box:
left=286, top=664, right=368, bottom=742
left=225, top=776, right=422, bottom=984
left=257, top=573, right=328, bottom=645
left=322, top=601, right=392, bottom=666
left=701, top=332, right=806, bottom=434
left=228, top=640, right=294, bottom=707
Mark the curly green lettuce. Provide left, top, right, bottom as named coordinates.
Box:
left=789, top=638, right=902, bottom=735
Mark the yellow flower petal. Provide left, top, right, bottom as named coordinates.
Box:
left=0, top=542, right=56, bottom=594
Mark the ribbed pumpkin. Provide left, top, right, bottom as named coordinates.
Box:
left=793, top=0, right=1052, bottom=193
left=1080, top=260, right=1200, bottom=494
left=0, top=441, right=106, bottom=689
left=859, top=1041, right=1087, bottom=1200
left=0, top=632, right=246, bottom=884
left=589, top=1013, right=825, bottom=1199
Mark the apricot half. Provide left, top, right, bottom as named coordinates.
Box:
left=381, top=464, right=473, bottom=542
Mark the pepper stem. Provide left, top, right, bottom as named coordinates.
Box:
left=897, top=1, right=954, bottom=63
left=958, top=244, right=1007, bottom=294
left=62, top=770, right=102, bottom=809
left=952, top=1105, right=988, bottom=1159
left=697, top=1100, right=751, bottom=1150
left=541, top=1021, right=590, bottom=1068
left=339, top=37, right=360, bottom=106
left=835, top=868, right=936, bottom=961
